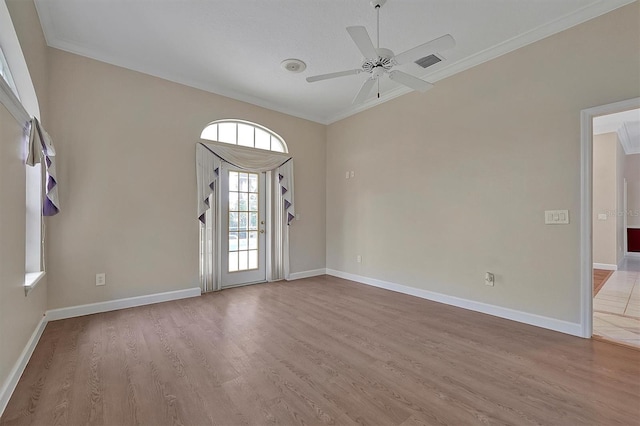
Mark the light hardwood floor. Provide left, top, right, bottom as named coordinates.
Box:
left=2, top=275, right=639, bottom=425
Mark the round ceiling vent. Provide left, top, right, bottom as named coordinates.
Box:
left=281, top=59, right=306, bottom=73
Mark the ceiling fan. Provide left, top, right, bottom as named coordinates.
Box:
left=306, top=0, right=455, bottom=105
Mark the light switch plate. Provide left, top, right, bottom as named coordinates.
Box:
left=545, top=210, right=569, bottom=225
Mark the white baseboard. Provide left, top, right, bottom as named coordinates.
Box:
left=288, top=268, right=327, bottom=281
left=626, top=252, right=640, bottom=259
left=46, top=287, right=201, bottom=321
left=326, top=269, right=583, bottom=337
left=593, top=263, right=618, bottom=270
left=0, top=316, right=47, bottom=417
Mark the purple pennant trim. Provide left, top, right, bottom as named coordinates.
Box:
left=46, top=157, right=51, bottom=167
left=284, top=200, right=291, bottom=210
left=281, top=186, right=288, bottom=195
left=279, top=174, right=284, bottom=182
left=43, top=198, right=59, bottom=216
left=47, top=176, right=56, bottom=191
left=199, top=213, right=206, bottom=224
left=287, top=213, right=294, bottom=224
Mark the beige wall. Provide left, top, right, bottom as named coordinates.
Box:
left=0, top=104, right=47, bottom=397
left=626, top=153, right=640, bottom=229
left=46, top=49, right=326, bottom=309
left=593, top=133, right=620, bottom=266
left=326, top=3, right=640, bottom=323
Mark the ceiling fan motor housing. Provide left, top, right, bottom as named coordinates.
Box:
left=361, top=48, right=394, bottom=75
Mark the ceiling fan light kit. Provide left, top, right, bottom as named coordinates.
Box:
left=306, top=0, right=455, bottom=105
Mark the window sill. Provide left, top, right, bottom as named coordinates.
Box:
left=24, top=271, right=45, bottom=296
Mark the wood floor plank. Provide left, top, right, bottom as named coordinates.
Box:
left=2, top=275, right=640, bottom=425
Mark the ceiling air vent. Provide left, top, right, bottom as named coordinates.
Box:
left=414, top=54, right=442, bottom=69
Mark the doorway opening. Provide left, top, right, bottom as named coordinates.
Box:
left=581, top=99, right=640, bottom=346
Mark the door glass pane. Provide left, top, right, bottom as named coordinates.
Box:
left=249, top=213, right=258, bottom=230
left=229, top=232, right=238, bottom=251
left=249, top=194, right=258, bottom=212
left=239, top=173, right=249, bottom=191
left=229, top=171, right=239, bottom=191
left=249, top=231, right=258, bottom=249
left=229, top=212, right=238, bottom=231
left=249, top=175, right=258, bottom=192
left=238, top=193, right=248, bottom=211
left=229, top=251, right=238, bottom=272
left=229, top=192, right=238, bottom=211
left=239, top=251, right=248, bottom=270
left=228, top=170, right=260, bottom=272
left=238, top=212, right=248, bottom=230
left=248, top=250, right=258, bottom=269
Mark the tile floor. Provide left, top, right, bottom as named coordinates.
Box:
left=593, top=256, right=640, bottom=347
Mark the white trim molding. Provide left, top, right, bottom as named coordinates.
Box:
left=580, top=97, right=640, bottom=339
left=326, top=269, right=582, bottom=337
left=627, top=252, right=640, bottom=259
left=287, top=268, right=327, bottom=281
left=46, top=287, right=201, bottom=321
left=0, top=316, right=47, bottom=417
left=0, top=75, right=29, bottom=125
left=593, top=263, right=618, bottom=271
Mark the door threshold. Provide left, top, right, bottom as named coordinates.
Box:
left=592, top=334, right=640, bottom=351
left=221, top=280, right=267, bottom=290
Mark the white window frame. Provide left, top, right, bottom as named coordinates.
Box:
left=0, top=44, right=44, bottom=295
left=200, top=119, right=288, bottom=153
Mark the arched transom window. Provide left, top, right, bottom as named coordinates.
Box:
left=200, top=120, right=287, bottom=153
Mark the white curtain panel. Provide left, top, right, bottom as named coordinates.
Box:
left=199, top=192, right=218, bottom=292
left=196, top=142, right=295, bottom=289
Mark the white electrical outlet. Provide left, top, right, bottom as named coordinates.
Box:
left=485, top=272, right=495, bottom=287
left=350, top=171, right=355, bottom=178
left=96, top=273, right=106, bottom=286
left=356, top=255, right=362, bottom=263
left=345, top=171, right=350, bottom=179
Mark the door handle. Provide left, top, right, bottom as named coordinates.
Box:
left=260, top=230, right=265, bottom=234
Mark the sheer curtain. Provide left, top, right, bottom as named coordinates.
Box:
left=196, top=142, right=294, bottom=292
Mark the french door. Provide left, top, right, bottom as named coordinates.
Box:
left=220, top=165, right=266, bottom=287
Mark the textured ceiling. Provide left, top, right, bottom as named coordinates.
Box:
left=34, top=0, right=635, bottom=124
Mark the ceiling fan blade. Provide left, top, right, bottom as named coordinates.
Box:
left=352, top=78, right=376, bottom=105
left=394, top=34, right=456, bottom=65
left=346, top=26, right=378, bottom=59
left=306, top=69, right=362, bottom=83
left=388, top=71, right=434, bottom=92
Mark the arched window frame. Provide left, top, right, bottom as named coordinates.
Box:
left=200, top=119, right=288, bottom=153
